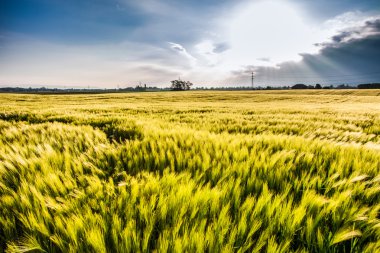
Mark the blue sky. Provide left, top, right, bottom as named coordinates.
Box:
left=1, top=0, right=380, bottom=87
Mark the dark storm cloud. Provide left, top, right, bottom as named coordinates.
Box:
left=231, top=19, right=380, bottom=86
left=365, top=19, right=380, bottom=30
left=331, top=31, right=360, bottom=43
left=332, top=19, right=380, bottom=44
left=315, top=19, right=380, bottom=47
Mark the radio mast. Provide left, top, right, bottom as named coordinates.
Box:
left=251, top=72, right=255, bottom=89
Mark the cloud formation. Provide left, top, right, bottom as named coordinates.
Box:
left=168, top=42, right=197, bottom=67
left=229, top=18, right=380, bottom=86
left=1, top=0, right=380, bottom=87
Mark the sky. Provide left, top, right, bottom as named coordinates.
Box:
left=1, top=0, right=380, bottom=88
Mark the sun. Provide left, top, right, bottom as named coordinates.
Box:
left=220, top=0, right=325, bottom=67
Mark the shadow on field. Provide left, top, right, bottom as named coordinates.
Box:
left=0, top=112, right=143, bottom=143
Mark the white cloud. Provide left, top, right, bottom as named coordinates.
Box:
left=323, top=11, right=380, bottom=32
left=168, top=42, right=197, bottom=67
left=193, top=40, right=220, bottom=66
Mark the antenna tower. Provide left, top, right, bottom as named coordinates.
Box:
left=251, top=72, right=255, bottom=89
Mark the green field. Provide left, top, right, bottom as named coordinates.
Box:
left=1, top=90, right=380, bottom=252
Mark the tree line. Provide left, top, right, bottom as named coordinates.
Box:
left=1, top=82, right=379, bottom=94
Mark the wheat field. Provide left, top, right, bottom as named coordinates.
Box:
left=0, top=90, right=379, bottom=252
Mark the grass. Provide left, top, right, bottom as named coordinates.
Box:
left=0, top=90, right=379, bottom=252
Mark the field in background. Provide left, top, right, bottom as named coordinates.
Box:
left=0, top=90, right=379, bottom=252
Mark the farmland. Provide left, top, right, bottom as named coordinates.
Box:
left=0, top=90, right=379, bottom=252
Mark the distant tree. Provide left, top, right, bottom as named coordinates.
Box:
left=135, top=84, right=146, bottom=91
left=170, top=79, right=193, bottom=90
left=337, top=84, right=348, bottom=89
left=291, top=84, right=308, bottom=89
left=315, top=83, right=322, bottom=89
left=358, top=83, right=380, bottom=89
